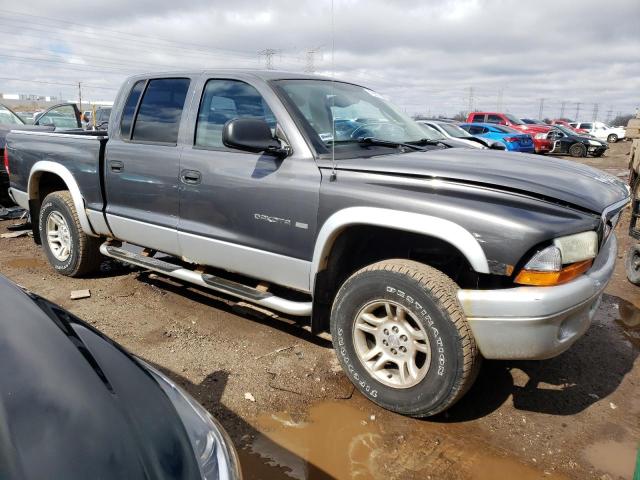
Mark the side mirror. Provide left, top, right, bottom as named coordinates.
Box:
left=222, top=118, right=288, bottom=156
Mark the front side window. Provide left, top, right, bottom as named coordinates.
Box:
left=131, top=78, right=190, bottom=144
left=195, top=79, right=276, bottom=149
left=37, top=105, right=79, bottom=129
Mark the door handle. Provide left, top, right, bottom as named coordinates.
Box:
left=180, top=169, right=202, bottom=185
left=109, top=160, right=124, bottom=173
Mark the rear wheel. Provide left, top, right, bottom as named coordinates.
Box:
left=39, top=191, right=102, bottom=277
left=626, top=244, right=640, bottom=285
left=607, top=134, right=618, bottom=143
left=569, top=143, right=587, bottom=157
left=330, top=259, right=480, bottom=417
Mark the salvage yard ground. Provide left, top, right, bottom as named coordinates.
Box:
left=1, top=141, right=638, bottom=480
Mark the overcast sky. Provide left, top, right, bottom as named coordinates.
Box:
left=0, top=0, right=638, bottom=120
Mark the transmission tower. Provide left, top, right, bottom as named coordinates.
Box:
left=304, top=46, right=324, bottom=73
left=258, top=49, right=278, bottom=70
left=496, top=88, right=503, bottom=110
left=592, top=103, right=599, bottom=121
left=560, top=101, right=566, bottom=118
left=467, top=87, right=474, bottom=113
left=538, top=98, right=545, bottom=119
left=575, top=102, right=581, bottom=121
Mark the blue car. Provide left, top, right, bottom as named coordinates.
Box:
left=459, top=123, right=535, bottom=153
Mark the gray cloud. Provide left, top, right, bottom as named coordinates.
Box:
left=0, top=0, right=637, bottom=119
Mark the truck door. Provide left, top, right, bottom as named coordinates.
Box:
left=177, top=76, right=320, bottom=292
left=104, top=77, right=191, bottom=256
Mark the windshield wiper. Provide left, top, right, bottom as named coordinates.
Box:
left=358, top=137, right=430, bottom=151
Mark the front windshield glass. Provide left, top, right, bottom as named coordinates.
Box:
left=439, top=123, right=472, bottom=138
left=275, top=80, right=429, bottom=148
left=504, top=113, right=524, bottom=125
left=553, top=125, right=575, bottom=136
left=492, top=125, right=521, bottom=134
left=0, top=105, right=25, bottom=125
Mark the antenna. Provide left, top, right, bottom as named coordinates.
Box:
left=330, top=0, right=337, bottom=180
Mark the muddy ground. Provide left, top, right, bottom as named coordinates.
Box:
left=1, top=141, right=638, bottom=479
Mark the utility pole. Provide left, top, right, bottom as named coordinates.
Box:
left=560, top=101, right=566, bottom=119
left=538, top=98, right=545, bottom=119
left=592, top=103, right=599, bottom=121
left=575, top=102, right=581, bottom=121
left=78, top=82, right=82, bottom=111
left=258, top=49, right=278, bottom=70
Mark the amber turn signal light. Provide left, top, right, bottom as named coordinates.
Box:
left=514, top=259, right=593, bottom=286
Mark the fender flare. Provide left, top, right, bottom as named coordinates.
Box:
left=28, top=161, right=95, bottom=236
left=309, top=207, right=490, bottom=290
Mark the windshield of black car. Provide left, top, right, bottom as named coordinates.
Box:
left=439, top=122, right=472, bottom=138
left=275, top=80, right=429, bottom=149
left=0, top=105, right=25, bottom=125
left=504, top=113, right=524, bottom=125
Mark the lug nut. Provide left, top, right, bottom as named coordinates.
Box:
left=400, top=346, right=407, bottom=353
left=383, top=328, right=389, bottom=335
left=391, top=348, right=397, bottom=355
left=392, top=326, right=399, bottom=333
left=400, top=335, right=408, bottom=342
left=383, top=340, right=388, bottom=346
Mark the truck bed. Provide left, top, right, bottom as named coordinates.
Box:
left=6, top=130, right=108, bottom=212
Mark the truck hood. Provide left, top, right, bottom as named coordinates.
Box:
left=329, top=148, right=629, bottom=214
left=514, top=124, right=551, bottom=133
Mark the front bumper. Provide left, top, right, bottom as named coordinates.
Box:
left=457, top=233, right=617, bottom=360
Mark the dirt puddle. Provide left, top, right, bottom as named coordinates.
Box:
left=5, top=257, right=44, bottom=269
left=239, top=400, right=568, bottom=479
left=614, top=297, right=640, bottom=349
left=583, top=440, right=638, bottom=480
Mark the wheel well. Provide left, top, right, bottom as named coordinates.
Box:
left=29, top=172, right=68, bottom=244
left=311, top=225, right=482, bottom=333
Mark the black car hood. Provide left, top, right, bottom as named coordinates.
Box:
left=0, top=277, right=200, bottom=480
left=327, top=148, right=628, bottom=213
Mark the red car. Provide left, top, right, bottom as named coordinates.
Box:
left=550, top=119, right=588, bottom=135
left=466, top=112, right=552, bottom=154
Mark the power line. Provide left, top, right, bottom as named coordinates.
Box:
left=0, top=76, right=117, bottom=90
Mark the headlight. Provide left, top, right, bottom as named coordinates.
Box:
left=139, top=360, right=242, bottom=480
left=588, top=140, right=601, bottom=146
left=534, top=133, right=547, bottom=139
left=515, top=231, right=598, bottom=286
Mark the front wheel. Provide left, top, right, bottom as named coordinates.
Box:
left=330, top=259, right=480, bottom=417
left=569, top=143, right=587, bottom=157
left=39, top=191, right=102, bottom=277
left=607, top=134, right=618, bottom=143
left=626, top=244, right=640, bottom=285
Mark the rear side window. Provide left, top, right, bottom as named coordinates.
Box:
left=487, top=114, right=502, bottom=124
left=471, top=114, right=484, bottom=123
left=131, top=78, right=190, bottom=144
left=195, top=79, right=275, bottom=149
left=580, top=123, right=593, bottom=129
left=120, top=81, right=145, bottom=138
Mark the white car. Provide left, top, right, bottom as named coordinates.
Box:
left=417, top=120, right=488, bottom=149
left=569, top=121, right=626, bottom=143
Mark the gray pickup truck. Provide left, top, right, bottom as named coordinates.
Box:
left=4, top=70, right=630, bottom=417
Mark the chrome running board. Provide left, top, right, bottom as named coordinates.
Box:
left=99, top=243, right=312, bottom=316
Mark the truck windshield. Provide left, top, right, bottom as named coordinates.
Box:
left=504, top=114, right=524, bottom=125
left=274, top=79, right=428, bottom=152
left=0, top=105, right=25, bottom=125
